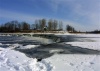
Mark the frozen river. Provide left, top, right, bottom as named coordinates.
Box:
left=0, top=34, right=100, bottom=45
left=0, top=34, right=100, bottom=60
left=0, top=33, right=100, bottom=71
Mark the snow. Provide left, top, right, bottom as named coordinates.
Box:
left=66, top=42, right=100, bottom=51
left=44, top=34, right=100, bottom=71
left=73, top=34, right=100, bottom=42
left=0, top=43, right=40, bottom=50
left=17, top=45, right=40, bottom=49
left=0, top=48, right=53, bottom=71
left=74, top=34, right=100, bottom=37
left=45, top=54, right=100, bottom=71
left=0, top=33, right=100, bottom=71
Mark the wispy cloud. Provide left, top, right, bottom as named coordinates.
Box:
left=0, top=9, right=99, bottom=31
left=45, top=0, right=100, bottom=30
left=0, top=9, right=82, bottom=30
left=0, top=0, right=100, bottom=31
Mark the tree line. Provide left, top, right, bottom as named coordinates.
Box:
left=0, top=19, right=99, bottom=33
left=0, top=21, right=30, bottom=32
left=0, top=19, right=64, bottom=33
left=66, top=25, right=77, bottom=33
left=32, top=19, right=63, bottom=31
left=86, top=30, right=100, bottom=34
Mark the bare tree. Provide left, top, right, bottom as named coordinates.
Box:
left=22, top=22, right=30, bottom=30
left=39, top=20, right=42, bottom=30
left=41, top=19, right=46, bottom=30
left=53, top=20, right=58, bottom=30
left=59, top=21, right=63, bottom=31
left=48, top=19, right=53, bottom=31
left=34, top=20, right=39, bottom=30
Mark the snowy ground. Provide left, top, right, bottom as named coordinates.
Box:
left=45, top=42, right=100, bottom=71
left=46, top=34, right=100, bottom=71
left=45, top=34, right=100, bottom=71
left=0, top=48, right=53, bottom=71
left=45, top=54, right=100, bottom=71
left=0, top=33, right=100, bottom=71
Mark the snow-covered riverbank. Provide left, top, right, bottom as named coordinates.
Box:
left=45, top=54, right=100, bottom=71
left=0, top=48, right=54, bottom=71
left=45, top=42, right=100, bottom=71
left=0, top=33, right=100, bottom=71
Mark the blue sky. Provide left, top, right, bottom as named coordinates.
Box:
left=0, top=0, right=100, bottom=31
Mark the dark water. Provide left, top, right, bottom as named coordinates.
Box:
left=15, top=43, right=100, bottom=60
left=57, top=35, right=97, bottom=42
left=0, top=35, right=98, bottom=44
left=0, top=36, right=41, bottom=45
left=0, top=35, right=100, bottom=60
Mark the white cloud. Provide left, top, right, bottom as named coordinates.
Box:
left=0, top=0, right=100, bottom=32
left=48, top=0, right=100, bottom=31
